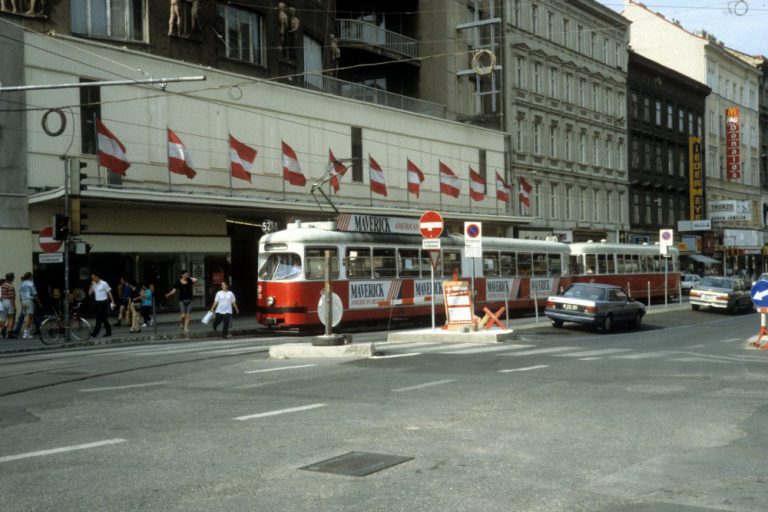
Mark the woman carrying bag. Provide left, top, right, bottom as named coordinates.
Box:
left=208, top=281, right=238, bottom=339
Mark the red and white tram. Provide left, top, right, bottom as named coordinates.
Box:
left=255, top=218, right=679, bottom=329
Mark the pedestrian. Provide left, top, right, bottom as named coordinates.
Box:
left=0, top=278, right=6, bottom=338
left=1, top=273, right=16, bottom=339
left=19, top=272, right=42, bottom=339
left=209, top=281, right=238, bottom=339
left=165, top=270, right=197, bottom=333
left=115, top=276, right=135, bottom=327
left=128, top=284, right=142, bottom=333
left=138, top=283, right=153, bottom=327
left=89, top=272, right=116, bottom=337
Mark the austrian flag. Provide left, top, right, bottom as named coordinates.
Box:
left=281, top=141, right=306, bottom=187
left=96, top=118, right=130, bottom=175
left=329, top=149, right=348, bottom=194
left=519, top=176, right=532, bottom=208
left=469, top=167, right=485, bottom=202
left=407, top=159, right=425, bottom=197
left=439, top=161, right=460, bottom=198
left=496, top=172, right=510, bottom=203
left=229, top=134, right=257, bottom=183
left=167, top=128, right=197, bottom=179
left=369, top=155, right=387, bottom=196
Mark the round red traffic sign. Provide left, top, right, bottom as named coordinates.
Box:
left=38, top=226, right=62, bottom=253
left=466, top=223, right=481, bottom=238
left=419, top=211, right=444, bottom=239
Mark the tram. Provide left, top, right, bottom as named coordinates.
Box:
left=255, top=217, right=679, bottom=329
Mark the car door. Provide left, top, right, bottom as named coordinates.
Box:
left=608, top=289, right=629, bottom=320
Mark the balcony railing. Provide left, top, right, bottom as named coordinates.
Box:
left=302, top=74, right=446, bottom=119
left=336, top=19, right=418, bottom=59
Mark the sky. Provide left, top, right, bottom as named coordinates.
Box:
left=598, top=1, right=768, bottom=56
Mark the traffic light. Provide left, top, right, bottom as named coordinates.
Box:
left=53, top=213, right=70, bottom=241
left=69, top=197, right=88, bottom=236
left=70, top=158, right=87, bottom=196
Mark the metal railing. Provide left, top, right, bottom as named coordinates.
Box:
left=336, top=19, right=418, bottom=59
left=301, top=74, right=446, bottom=119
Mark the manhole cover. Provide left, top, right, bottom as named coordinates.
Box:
left=300, top=451, right=413, bottom=477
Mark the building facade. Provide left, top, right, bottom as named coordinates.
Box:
left=504, top=0, right=631, bottom=243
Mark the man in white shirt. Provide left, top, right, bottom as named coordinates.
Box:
left=209, top=281, right=239, bottom=339
left=89, top=273, right=116, bottom=337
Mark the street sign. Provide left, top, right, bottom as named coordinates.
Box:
left=38, top=226, right=63, bottom=253
left=422, top=238, right=441, bottom=250
left=419, top=211, right=444, bottom=239
left=464, top=221, right=482, bottom=258
left=39, top=252, right=63, bottom=264
left=659, top=228, right=673, bottom=257
left=751, top=280, right=768, bottom=308
left=428, top=250, right=440, bottom=269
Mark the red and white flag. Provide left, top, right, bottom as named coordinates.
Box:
left=439, top=161, right=460, bottom=198
left=369, top=155, right=387, bottom=196
left=96, top=118, right=130, bottom=175
left=407, top=159, right=425, bottom=197
left=167, top=128, right=197, bottom=179
left=329, top=149, right=348, bottom=194
left=469, top=167, right=485, bottom=202
left=229, top=134, right=257, bottom=183
left=281, top=141, right=306, bottom=187
left=496, top=172, right=510, bottom=203
left=518, top=176, right=532, bottom=208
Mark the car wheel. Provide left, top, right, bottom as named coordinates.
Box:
left=726, top=303, right=736, bottom=314
left=633, top=311, right=642, bottom=330
left=691, top=304, right=700, bottom=311
left=601, top=314, right=613, bottom=334
left=552, top=319, right=564, bottom=328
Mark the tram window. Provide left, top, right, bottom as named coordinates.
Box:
left=500, top=252, right=516, bottom=276
left=532, top=253, right=548, bottom=276
left=398, top=248, right=421, bottom=278
left=616, top=254, right=626, bottom=273
left=640, top=255, right=650, bottom=272
left=606, top=255, right=615, bottom=274
left=548, top=254, right=562, bottom=276
left=628, top=254, right=639, bottom=273
left=597, top=254, right=607, bottom=274
left=258, top=253, right=302, bottom=281
left=571, top=256, right=583, bottom=275
left=652, top=255, right=661, bottom=272
left=304, top=247, right=339, bottom=280
left=443, top=251, right=462, bottom=276
left=483, top=252, right=500, bottom=277
left=585, top=254, right=597, bottom=274
left=346, top=247, right=372, bottom=279
left=518, top=253, right=532, bottom=276
left=373, top=248, right=396, bottom=278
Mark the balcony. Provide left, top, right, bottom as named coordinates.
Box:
left=302, top=74, right=446, bottom=119
left=336, top=19, right=418, bottom=60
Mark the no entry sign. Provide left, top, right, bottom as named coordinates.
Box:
left=38, top=226, right=62, bottom=253
left=419, top=211, right=444, bottom=239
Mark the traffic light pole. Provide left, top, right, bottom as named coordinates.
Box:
left=63, top=157, right=71, bottom=342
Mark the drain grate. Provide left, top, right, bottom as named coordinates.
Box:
left=300, top=451, right=413, bottom=477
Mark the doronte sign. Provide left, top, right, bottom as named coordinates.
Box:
left=688, top=137, right=704, bottom=220
left=725, top=108, right=741, bottom=180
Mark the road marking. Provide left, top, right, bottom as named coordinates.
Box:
left=672, top=357, right=731, bottom=364
left=370, top=353, right=422, bottom=359
left=234, top=403, right=327, bottom=421
left=209, top=347, right=269, bottom=355
left=0, top=439, right=126, bottom=463
left=416, top=343, right=479, bottom=353
left=612, top=351, right=668, bottom=360
left=245, top=364, right=316, bottom=374
left=439, top=344, right=534, bottom=355
left=392, top=379, right=456, bottom=392
left=501, top=346, right=580, bottom=356
left=721, top=338, right=742, bottom=343
left=79, top=381, right=168, bottom=393
left=498, top=365, right=548, bottom=373
left=556, top=348, right=633, bottom=358
left=378, top=342, right=442, bottom=350
left=579, top=357, right=602, bottom=360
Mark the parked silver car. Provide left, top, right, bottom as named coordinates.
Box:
left=689, top=276, right=753, bottom=313
left=545, top=283, right=645, bottom=333
left=680, top=273, right=702, bottom=294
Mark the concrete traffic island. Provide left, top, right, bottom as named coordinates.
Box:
left=386, top=328, right=514, bottom=344
left=269, top=341, right=376, bottom=359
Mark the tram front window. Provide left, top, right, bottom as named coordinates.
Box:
left=258, top=253, right=302, bottom=281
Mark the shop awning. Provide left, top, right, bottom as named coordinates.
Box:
left=686, top=254, right=720, bottom=265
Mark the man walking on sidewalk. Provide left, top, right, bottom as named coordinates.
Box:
left=209, top=281, right=238, bottom=339
left=89, top=273, right=116, bottom=338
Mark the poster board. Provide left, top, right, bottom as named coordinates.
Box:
left=443, top=280, right=473, bottom=326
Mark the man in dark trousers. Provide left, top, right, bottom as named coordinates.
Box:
left=89, top=273, right=116, bottom=337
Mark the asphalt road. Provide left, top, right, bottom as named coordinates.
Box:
left=1, top=308, right=767, bottom=511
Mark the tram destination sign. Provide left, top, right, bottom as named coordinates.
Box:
left=337, top=213, right=419, bottom=235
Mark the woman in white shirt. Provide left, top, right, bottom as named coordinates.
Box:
left=209, top=281, right=238, bottom=338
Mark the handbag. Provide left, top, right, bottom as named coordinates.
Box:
left=201, top=311, right=214, bottom=325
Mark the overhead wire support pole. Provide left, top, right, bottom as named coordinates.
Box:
left=309, top=157, right=358, bottom=218
left=0, top=76, right=207, bottom=92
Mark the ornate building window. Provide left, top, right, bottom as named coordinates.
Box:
left=71, top=0, right=147, bottom=42
left=217, top=4, right=265, bottom=65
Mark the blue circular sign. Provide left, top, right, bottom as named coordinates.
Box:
left=751, top=280, right=768, bottom=307
left=466, top=224, right=480, bottom=238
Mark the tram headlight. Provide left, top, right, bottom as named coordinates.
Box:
left=266, top=296, right=276, bottom=307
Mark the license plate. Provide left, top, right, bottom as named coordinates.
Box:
left=562, top=304, right=579, bottom=311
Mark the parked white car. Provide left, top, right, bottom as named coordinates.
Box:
left=680, top=273, right=702, bottom=294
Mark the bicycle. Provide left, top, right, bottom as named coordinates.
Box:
left=38, top=301, right=92, bottom=345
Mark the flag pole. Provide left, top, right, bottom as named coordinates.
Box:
left=495, top=173, right=499, bottom=216
left=368, top=155, right=373, bottom=207
left=93, top=113, right=102, bottom=187
left=167, top=126, right=172, bottom=193
left=468, top=169, right=472, bottom=214
left=406, top=163, right=410, bottom=210
left=281, top=141, right=286, bottom=201
left=228, top=133, right=234, bottom=197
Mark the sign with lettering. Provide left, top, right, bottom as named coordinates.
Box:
left=688, top=136, right=704, bottom=220
left=725, top=107, right=741, bottom=180
left=414, top=279, right=444, bottom=304
left=348, top=280, right=401, bottom=309
left=337, top=214, right=419, bottom=235
left=529, top=277, right=560, bottom=297
left=485, top=278, right=521, bottom=301
left=443, top=280, right=474, bottom=325
left=709, top=200, right=752, bottom=222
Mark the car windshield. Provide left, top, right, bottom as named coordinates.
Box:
left=698, top=277, right=734, bottom=290
left=563, top=285, right=606, bottom=301
left=258, top=253, right=302, bottom=281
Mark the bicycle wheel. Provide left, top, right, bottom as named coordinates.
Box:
left=71, top=317, right=92, bottom=342
left=39, top=317, right=64, bottom=345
